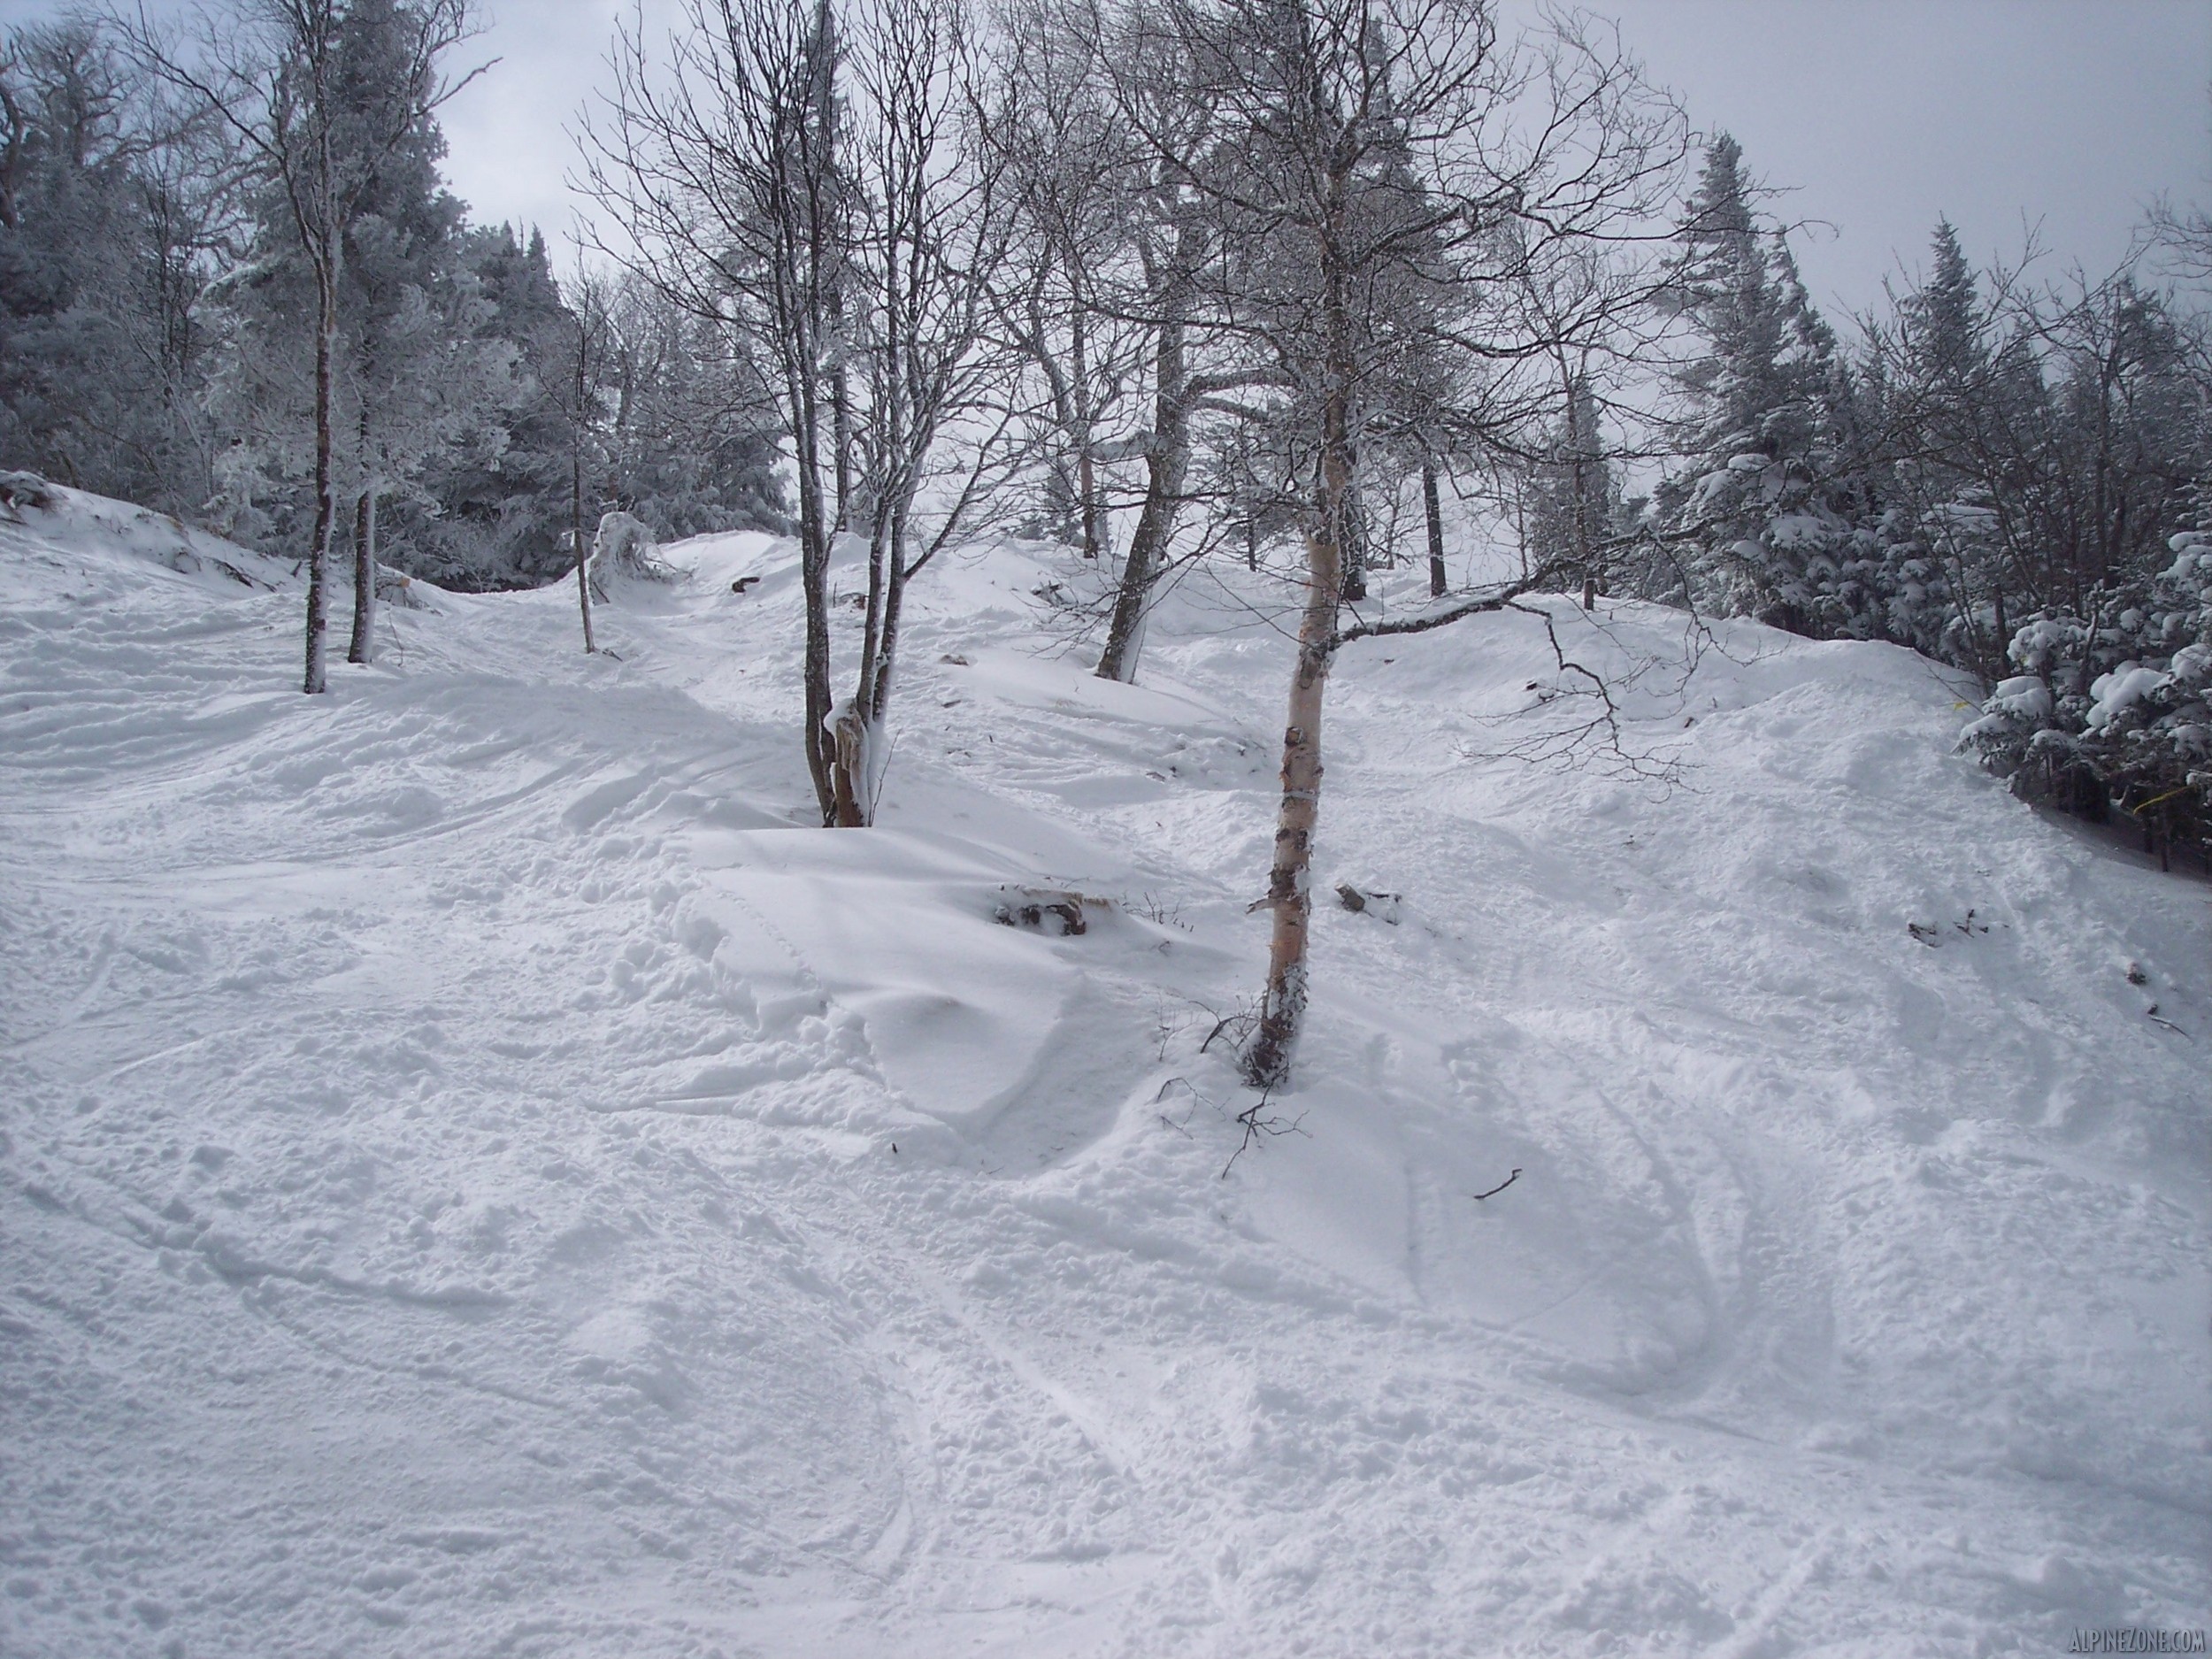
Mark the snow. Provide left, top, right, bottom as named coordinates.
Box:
left=2087, top=664, right=2168, bottom=730
left=1765, top=512, right=1831, bottom=550
left=3, top=489, right=2206, bottom=1657
left=1988, top=674, right=2055, bottom=720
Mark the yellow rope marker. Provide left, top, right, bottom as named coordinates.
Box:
left=2121, top=786, right=2193, bottom=818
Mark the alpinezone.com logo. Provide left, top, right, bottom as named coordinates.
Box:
left=2067, top=1632, right=2208, bottom=1654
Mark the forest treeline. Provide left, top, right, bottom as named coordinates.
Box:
left=2, top=0, right=2206, bottom=1066
left=0, top=7, right=786, bottom=595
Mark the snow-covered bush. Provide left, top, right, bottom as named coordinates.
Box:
left=1962, top=526, right=2212, bottom=864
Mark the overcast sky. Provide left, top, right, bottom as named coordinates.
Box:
left=10, top=0, right=2208, bottom=318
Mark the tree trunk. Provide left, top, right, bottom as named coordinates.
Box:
left=777, top=296, right=835, bottom=822
left=1070, top=273, right=1101, bottom=560
left=1245, top=447, right=1346, bottom=1090
left=1078, top=449, right=1101, bottom=561
left=829, top=517, right=886, bottom=828
left=867, top=503, right=908, bottom=730
left=1569, top=392, right=1595, bottom=607
left=1097, top=310, right=1186, bottom=682
left=572, top=447, right=595, bottom=654
left=1096, top=457, right=1171, bottom=681
left=828, top=702, right=869, bottom=826
left=810, top=0, right=852, bottom=539
left=798, top=0, right=842, bottom=819
left=347, top=484, right=377, bottom=664
left=1424, top=458, right=1447, bottom=596
left=797, top=432, right=835, bottom=822
left=782, top=302, right=834, bottom=822
left=830, top=495, right=913, bottom=826
left=1338, top=464, right=1366, bottom=603
left=831, top=365, right=854, bottom=532
left=303, top=256, right=337, bottom=695
left=1245, top=312, right=1351, bottom=1091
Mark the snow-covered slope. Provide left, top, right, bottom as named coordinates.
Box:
left=3, top=491, right=2205, bottom=1658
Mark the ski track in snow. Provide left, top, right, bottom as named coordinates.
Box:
left=1, top=495, right=2206, bottom=1657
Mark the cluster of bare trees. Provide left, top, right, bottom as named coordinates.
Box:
left=581, top=0, right=1020, bottom=826
left=578, top=0, right=1687, bottom=1083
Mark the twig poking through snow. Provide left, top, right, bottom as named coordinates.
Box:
left=1222, top=1089, right=1309, bottom=1179
left=1471, top=1168, right=1522, bottom=1201
left=1196, top=1002, right=1248, bottom=1055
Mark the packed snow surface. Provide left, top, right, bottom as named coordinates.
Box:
left=3, top=487, right=2206, bottom=1657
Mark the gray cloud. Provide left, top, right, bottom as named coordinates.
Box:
left=1595, top=0, right=2212, bottom=311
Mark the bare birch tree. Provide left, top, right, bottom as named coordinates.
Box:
left=1123, top=0, right=1682, bottom=1087
left=520, top=255, right=609, bottom=654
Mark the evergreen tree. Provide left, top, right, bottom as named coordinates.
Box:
left=134, top=0, right=480, bottom=691
left=1863, top=219, right=2008, bottom=665
left=0, top=22, right=235, bottom=514
left=330, top=0, right=501, bottom=649
left=594, top=274, right=785, bottom=546
left=1955, top=272, right=2211, bottom=860
left=403, top=221, right=567, bottom=588
left=1522, top=373, right=1619, bottom=603
left=1655, top=135, right=1865, bottom=634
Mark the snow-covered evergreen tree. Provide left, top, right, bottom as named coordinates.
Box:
left=326, top=0, right=504, bottom=648
left=1655, top=135, right=1868, bottom=634
left=1956, top=275, right=2210, bottom=859
left=593, top=274, right=785, bottom=546
left=402, top=221, right=567, bottom=588
left=1860, top=219, right=2020, bottom=668
left=205, top=1, right=519, bottom=604
left=0, top=22, right=236, bottom=515
left=1522, top=374, right=1620, bottom=601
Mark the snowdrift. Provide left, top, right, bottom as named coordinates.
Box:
left=2, top=486, right=2205, bottom=1657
